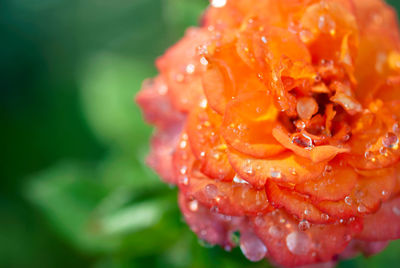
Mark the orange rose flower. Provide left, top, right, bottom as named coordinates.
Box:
left=136, top=0, right=400, bottom=266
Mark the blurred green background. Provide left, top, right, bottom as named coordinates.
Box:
left=1, top=0, right=400, bottom=267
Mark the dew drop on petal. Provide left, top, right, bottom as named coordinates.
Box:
left=318, top=14, right=336, bottom=35
left=286, top=231, right=311, bottom=255
left=205, top=184, right=218, bottom=198
left=233, top=175, right=250, bottom=184
left=180, top=166, right=188, bottom=175
left=393, top=205, right=400, bottom=216
left=345, top=196, right=353, bottom=206
left=245, top=166, right=254, bottom=175
left=357, top=204, right=367, bottom=213
left=298, top=220, right=311, bottom=231
left=324, top=165, right=333, bottom=173
left=240, top=233, right=267, bottom=262
left=186, top=63, right=195, bottom=74
left=321, top=214, right=330, bottom=221
left=179, top=140, right=187, bottom=149
left=200, top=57, right=209, bottom=66
left=270, top=169, right=282, bottom=179
left=200, top=99, right=208, bottom=108
left=383, top=132, right=399, bottom=149
left=261, top=36, right=268, bottom=44
left=180, top=176, right=189, bottom=186
left=268, top=226, right=283, bottom=238
left=254, top=216, right=266, bottom=227
left=189, top=200, right=199, bottom=211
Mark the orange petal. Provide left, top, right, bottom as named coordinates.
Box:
left=316, top=168, right=396, bottom=219
left=221, top=91, right=285, bottom=158
left=295, top=164, right=358, bottom=202
left=178, top=192, right=232, bottom=247
left=202, top=39, right=265, bottom=115
left=228, top=149, right=327, bottom=189
left=272, top=125, right=350, bottom=162
left=136, top=76, right=184, bottom=129
left=266, top=180, right=334, bottom=224
left=181, top=170, right=272, bottom=216
left=187, top=106, right=234, bottom=181
left=156, top=28, right=210, bottom=112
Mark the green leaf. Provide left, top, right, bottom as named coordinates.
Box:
left=78, top=53, right=154, bottom=152
left=25, top=162, right=119, bottom=253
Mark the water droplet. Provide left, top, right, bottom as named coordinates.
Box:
left=240, top=233, right=267, bottom=262
left=189, top=200, right=199, bottom=211
left=211, top=0, right=226, bottom=8
left=357, top=204, right=367, bottom=213
left=180, top=176, right=189, bottom=186
left=261, top=36, right=268, bottom=43
left=245, top=166, right=254, bottom=175
left=382, top=190, right=388, bottom=197
left=298, top=220, right=311, bottom=231
left=268, top=226, right=283, bottom=238
left=210, top=206, right=219, bottom=213
left=238, top=124, right=247, bottom=130
left=254, top=216, right=265, bottom=227
left=304, top=209, right=311, bottom=216
left=393, top=205, right=400, bottom=216
left=180, top=166, right=188, bottom=175
left=179, top=140, right=187, bottom=149
left=324, top=165, right=333, bottom=173
left=200, top=151, right=206, bottom=157
left=270, top=169, right=282, bottom=179
left=186, top=64, right=195, bottom=74
left=233, top=175, right=250, bottom=184
left=205, top=184, right=218, bottom=198
left=383, top=132, right=399, bottom=149
left=286, top=231, right=311, bottom=255
left=200, top=99, right=208, bottom=108
left=157, top=84, right=168, bottom=95
left=200, top=56, right=209, bottom=66
left=318, top=14, right=336, bottom=35
left=345, top=196, right=353, bottom=206
left=299, top=29, right=313, bottom=43
left=393, top=122, right=400, bottom=134
left=321, top=214, right=330, bottom=221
